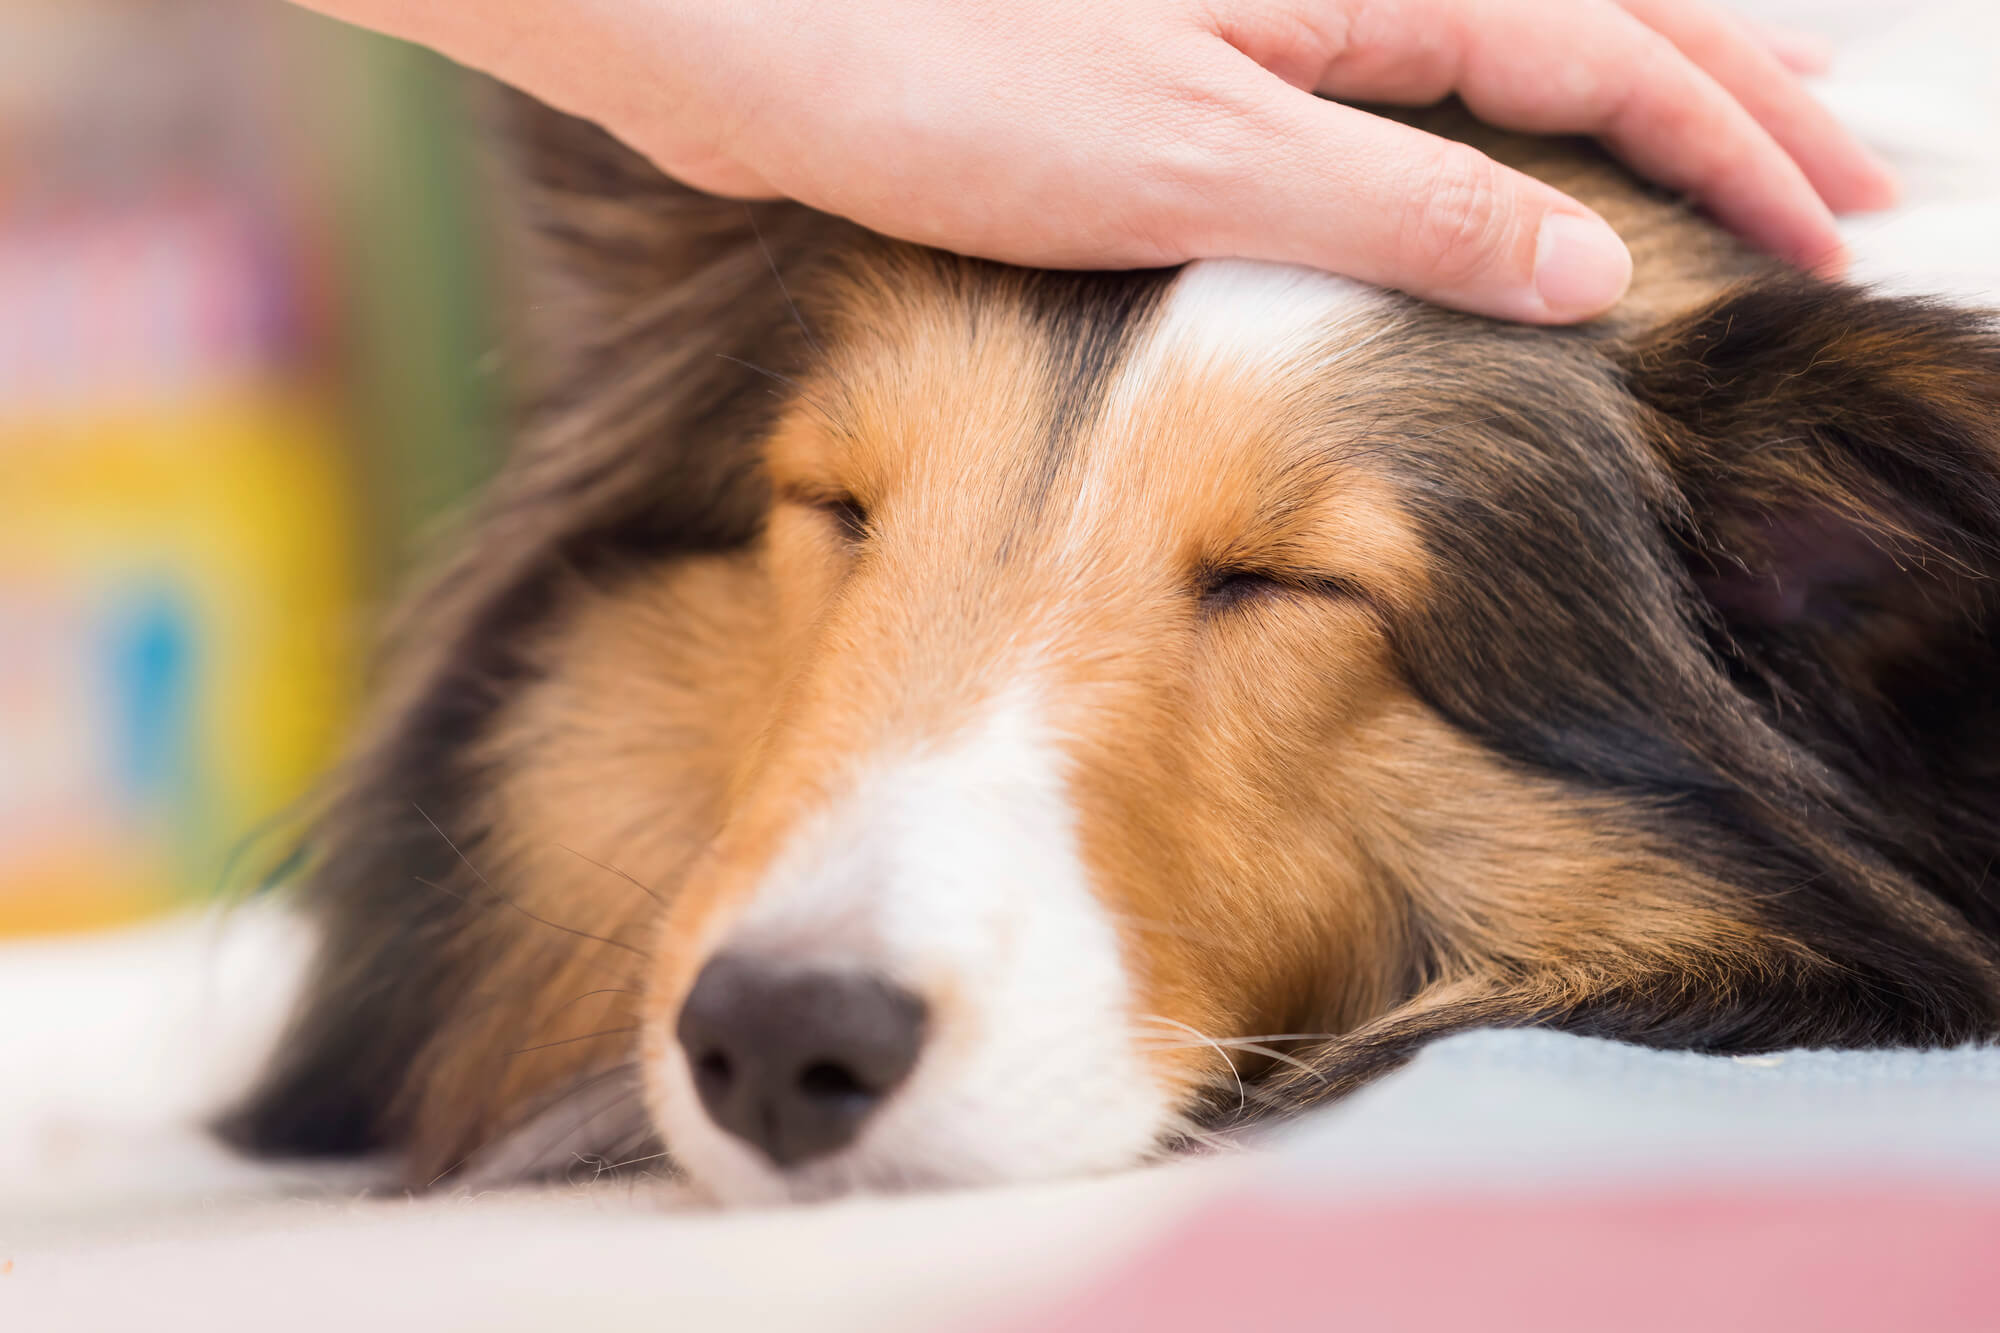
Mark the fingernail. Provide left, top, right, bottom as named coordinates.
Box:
left=1783, top=31, right=1835, bottom=75
left=1857, top=149, right=1902, bottom=210
left=1810, top=237, right=1852, bottom=280
left=1533, top=212, right=1633, bottom=320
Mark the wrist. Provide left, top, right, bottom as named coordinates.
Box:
left=290, top=0, right=716, bottom=151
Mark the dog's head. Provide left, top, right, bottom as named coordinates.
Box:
left=226, top=104, right=2000, bottom=1203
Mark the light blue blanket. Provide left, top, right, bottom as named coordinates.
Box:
left=1272, top=1029, right=2000, bottom=1194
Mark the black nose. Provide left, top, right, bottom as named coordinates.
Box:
left=675, top=955, right=927, bottom=1168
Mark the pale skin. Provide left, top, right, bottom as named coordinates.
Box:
left=292, top=0, right=1895, bottom=323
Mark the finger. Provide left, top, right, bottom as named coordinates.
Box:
left=1613, top=0, right=1897, bottom=214
left=639, top=149, right=784, bottom=200
left=1282, top=0, right=1848, bottom=276
left=670, top=166, right=786, bottom=201
left=1177, top=78, right=1632, bottom=323
left=1740, top=18, right=1835, bottom=76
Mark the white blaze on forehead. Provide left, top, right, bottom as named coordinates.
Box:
left=1132, top=258, right=1397, bottom=390
left=654, top=682, right=1172, bottom=1204
left=1066, top=257, right=1401, bottom=551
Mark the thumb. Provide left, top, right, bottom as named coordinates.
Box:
left=1193, top=90, right=1634, bottom=323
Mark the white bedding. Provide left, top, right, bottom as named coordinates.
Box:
left=5, top=4, right=1997, bottom=1328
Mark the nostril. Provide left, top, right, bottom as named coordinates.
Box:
left=675, top=954, right=927, bottom=1167
left=797, top=1059, right=869, bottom=1103
left=693, top=1048, right=734, bottom=1092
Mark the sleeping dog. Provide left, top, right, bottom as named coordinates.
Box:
left=225, top=94, right=2000, bottom=1204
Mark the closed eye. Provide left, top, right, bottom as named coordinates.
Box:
left=821, top=496, right=870, bottom=544
left=1197, top=568, right=1365, bottom=615
left=783, top=490, right=870, bottom=544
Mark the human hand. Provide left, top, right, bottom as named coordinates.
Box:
left=303, top=0, right=1896, bottom=323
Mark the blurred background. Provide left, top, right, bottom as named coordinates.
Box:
left=1, top=0, right=505, bottom=936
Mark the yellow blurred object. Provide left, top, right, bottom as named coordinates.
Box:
left=0, top=390, right=358, bottom=933
left=0, top=0, right=502, bottom=935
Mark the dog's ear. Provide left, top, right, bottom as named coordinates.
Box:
left=1227, top=280, right=2000, bottom=1129
left=1621, top=275, right=2000, bottom=937
left=218, top=88, right=854, bottom=1177
left=1599, top=278, right=2000, bottom=887
left=1618, top=276, right=2000, bottom=716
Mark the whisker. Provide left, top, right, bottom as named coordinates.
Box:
left=714, top=354, right=845, bottom=436
left=542, top=986, right=643, bottom=1026
left=1134, top=1013, right=1244, bottom=1112
left=411, top=803, right=495, bottom=889
left=1140, top=1039, right=1328, bottom=1083
left=415, top=874, right=648, bottom=959
left=427, top=1063, right=633, bottom=1189
left=715, top=352, right=804, bottom=393
left=411, top=803, right=648, bottom=958
left=540, top=1083, right=649, bottom=1189
left=593, top=1147, right=674, bottom=1175
left=745, top=205, right=823, bottom=358
left=506, top=1026, right=641, bottom=1058
left=1136, top=1031, right=1342, bottom=1047
left=559, top=844, right=667, bottom=907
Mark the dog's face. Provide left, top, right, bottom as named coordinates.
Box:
left=489, top=259, right=1442, bottom=1199
left=226, top=107, right=2000, bottom=1205
left=646, top=262, right=1447, bottom=1198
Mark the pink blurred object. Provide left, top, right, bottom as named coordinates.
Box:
left=1008, top=1187, right=2000, bottom=1332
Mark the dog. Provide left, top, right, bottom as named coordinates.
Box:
left=222, top=92, right=2000, bottom=1205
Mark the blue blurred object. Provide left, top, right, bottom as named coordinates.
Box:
left=0, top=0, right=503, bottom=934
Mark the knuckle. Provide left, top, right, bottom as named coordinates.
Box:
left=1107, top=209, right=1199, bottom=268
left=1401, top=148, right=1516, bottom=286
left=1117, top=75, right=1280, bottom=254
left=1159, top=72, right=1274, bottom=173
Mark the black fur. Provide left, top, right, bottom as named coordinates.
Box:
left=224, top=92, right=2000, bottom=1176
left=1236, top=280, right=2000, bottom=1120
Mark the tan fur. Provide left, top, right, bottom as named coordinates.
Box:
left=475, top=234, right=1771, bottom=1124
left=230, top=97, right=2000, bottom=1188
left=384, top=554, right=771, bottom=1169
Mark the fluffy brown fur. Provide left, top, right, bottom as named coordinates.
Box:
left=223, top=92, right=2000, bottom=1190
